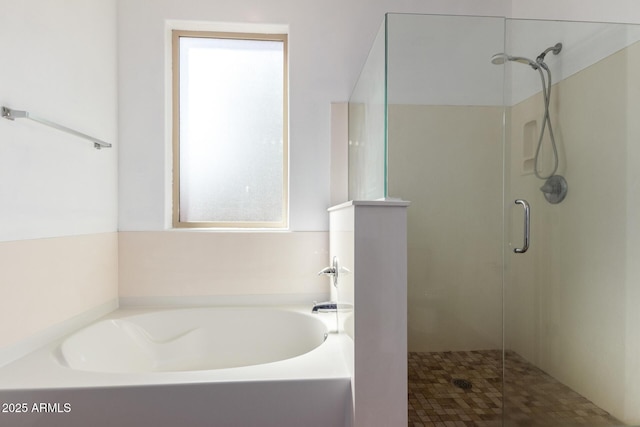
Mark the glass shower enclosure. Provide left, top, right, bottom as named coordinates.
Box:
left=349, top=13, right=640, bottom=426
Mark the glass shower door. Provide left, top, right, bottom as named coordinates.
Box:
left=351, top=12, right=640, bottom=426
left=503, top=18, right=640, bottom=426
left=383, top=13, right=507, bottom=426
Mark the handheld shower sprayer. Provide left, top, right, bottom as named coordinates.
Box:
left=491, top=42, right=567, bottom=204
left=490, top=53, right=539, bottom=70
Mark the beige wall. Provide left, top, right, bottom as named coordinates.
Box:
left=388, top=104, right=504, bottom=352
left=0, top=233, right=118, bottom=350
left=624, top=40, right=640, bottom=426
left=2, top=229, right=330, bottom=359
left=118, top=231, right=330, bottom=303
left=506, top=41, right=640, bottom=424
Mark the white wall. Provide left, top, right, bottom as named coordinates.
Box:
left=0, top=0, right=118, bottom=241
left=0, top=0, right=119, bottom=357
left=510, top=0, right=640, bottom=23
left=386, top=12, right=640, bottom=108
left=329, top=201, right=409, bottom=427
left=387, top=14, right=505, bottom=106
left=117, top=0, right=509, bottom=232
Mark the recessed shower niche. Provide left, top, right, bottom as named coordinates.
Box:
left=349, top=13, right=640, bottom=425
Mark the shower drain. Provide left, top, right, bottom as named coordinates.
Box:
left=451, top=378, right=473, bottom=390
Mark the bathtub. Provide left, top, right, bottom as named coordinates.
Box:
left=0, top=306, right=352, bottom=427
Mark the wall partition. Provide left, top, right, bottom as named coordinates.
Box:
left=348, top=13, right=640, bottom=425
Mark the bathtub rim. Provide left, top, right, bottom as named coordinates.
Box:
left=0, top=305, right=350, bottom=390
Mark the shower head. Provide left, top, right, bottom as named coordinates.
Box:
left=490, top=53, right=539, bottom=69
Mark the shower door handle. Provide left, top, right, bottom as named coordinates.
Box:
left=514, top=199, right=530, bottom=254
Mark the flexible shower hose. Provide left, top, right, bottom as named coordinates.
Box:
left=533, top=63, right=559, bottom=180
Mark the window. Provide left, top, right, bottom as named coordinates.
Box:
left=172, top=30, right=288, bottom=228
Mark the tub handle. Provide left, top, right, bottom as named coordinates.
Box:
left=318, top=256, right=340, bottom=287
left=514, top=199, right=530, bottom=254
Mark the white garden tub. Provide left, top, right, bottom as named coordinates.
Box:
left=60, top=307, right=329, bottom=373
left=0, top=306, right=352, bottom=427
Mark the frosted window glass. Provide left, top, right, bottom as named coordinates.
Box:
left=178, top=36, right=285, bottom=225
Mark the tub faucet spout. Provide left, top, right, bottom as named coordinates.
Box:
left=311, top=302, right=338, bottom=313
left=311, top=301, right=353, bottom=313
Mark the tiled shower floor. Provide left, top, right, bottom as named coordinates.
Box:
left=408, top=350, right=621, bottom=426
